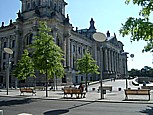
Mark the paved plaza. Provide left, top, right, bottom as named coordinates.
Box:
left=0, top=79, right=153, bottom=104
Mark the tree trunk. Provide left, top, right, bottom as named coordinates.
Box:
left=45, top=69, right=48, bottom=97
left=85, top=73, right=88, bottom=92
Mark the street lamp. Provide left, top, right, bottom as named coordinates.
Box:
left=93, top=32, right=106, bottom=99
left=121, top=52, right=129, bottom=89
left=4, top=47, right=13, bottom=95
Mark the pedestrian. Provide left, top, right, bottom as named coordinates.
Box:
left=78, top=83, right=84, bottom=92
left=114, top=78, right=115, bottom=82
left=143, top=81, right=146, bottom=86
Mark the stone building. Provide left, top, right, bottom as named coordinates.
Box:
left=0, top=0, right=128, bottom=87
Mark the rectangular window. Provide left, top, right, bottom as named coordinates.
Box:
left=3, top=62, right=5, bottom=70
left=11, top=61, right=14, bottom=68
left=83, top=49, right=85, bottom=54
left=81, top=76, right=83, bottom=81
left=73, top=45, right=75, bottom=52
left=3, top=53, right=6, bottom=59
left=78, top=47, right=81, bottom=54
left=12, top=40, right=15, bottom=48
left=3, top=42, right=7, bottom=48
left=12, top=51, right=15, bottom=58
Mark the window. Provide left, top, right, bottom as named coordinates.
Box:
left=81, top=76, right=83, bottom=81
left=29, top=34, right=33, bottom=44
left=83, top=49, right=85, bottom=54
left=27, top=3, right=30, bottom=9
left=54, top=4, right=57, bottom=10
left=78, top=47, right=81, bottom=54
left=50, top=1, right=52, bottom=7
left=59, top=6, right=61, bottom=12
left=38, top=0, right=41, bottom=6
left=11, top=61, right=14, bottom=68
left=3, top=62, right=5, bottom=70
left=3, top=42, right=7, bottom=48
left=75, top=76, right=78, bottom=83
left=26, top=1, right=28, bottom=10
left=32, top=1, right=36, bottom=8
left=26, top=34, right=33, bottom=45
left=72, top=55, right=75, bottom=69
left=73, top=45, right=75, bottom=52
left=12, top=40, right=15, bottom=48
left=3, top=53, right=6, bottom=59
left=62, top=75, right=67, bottom=83
left=57, top=38, right=60, bottom=46
left=12, top=51, right=15, bottom=58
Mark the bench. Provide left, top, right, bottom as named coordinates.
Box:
left=63, top=88, right=86, bottom=98
left=20, top=88, right=36, bottom=96
left=34, top=86, right=45, bottom=91
left=124, top=89, right=150, bottom=100
left=98, top=85, right=112, bottom=93
left=141, top=86, right=153, bottom=90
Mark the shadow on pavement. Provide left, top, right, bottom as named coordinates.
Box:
left=139, top=106, right=153, bottom=115
left=44, top=109, right=69, bottom=115
left=123, top=99, right=150, bottom=101
left=43, top=101, right=95, bottom=115
left=0, top=98, right=34, bottom=107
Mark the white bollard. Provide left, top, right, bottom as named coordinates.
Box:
left=0, top=110, right=3, bottom=115
left=18, top=113, right=33, bottom=115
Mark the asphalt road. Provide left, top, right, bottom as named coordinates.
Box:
left=0, top=97, right=153, bottom=115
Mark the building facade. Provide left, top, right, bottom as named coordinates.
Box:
left=0, top=0, right=128, bottom=87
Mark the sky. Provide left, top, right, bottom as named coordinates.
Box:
left=0, top=0, right=153, bottom=70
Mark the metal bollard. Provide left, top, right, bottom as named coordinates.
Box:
left=0, top=110, right=3, bottom=115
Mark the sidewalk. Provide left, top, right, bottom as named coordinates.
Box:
left=0, top=86, right=153, bottom=104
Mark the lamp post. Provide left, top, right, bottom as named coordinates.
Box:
left=121, top=52, right=134, bottom=89
left=4, top=48, right=13, bottom=95
left=121, top=52, right=129, bottom=89
left=93, top=32, right=106, bottom=99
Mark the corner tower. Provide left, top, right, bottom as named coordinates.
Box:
left=20, top=0, right=67, bottom=21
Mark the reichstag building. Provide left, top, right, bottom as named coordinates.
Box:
left=0, top=0, right=128, bottom=87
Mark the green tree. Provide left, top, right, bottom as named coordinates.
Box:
left=120, top=0, right=153, bottom=52
left=128, top=68, right=140, bottom=77
left=13, top=49, right=35, bottom=81
left=30, top=21, right=64, bottom=97
left=76, top=51, right=100, bottom=92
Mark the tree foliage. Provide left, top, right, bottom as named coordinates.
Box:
left=120, top=0, right=153, bottom=52
left=30, top=21, right=64, bottom=97
left=30, top=21, right=64, bottom=79
left=13, top=49, right=35, bottom=80
left=129, top=66, right=153, bottom=77
left=76, top=51, right=99, bottom=91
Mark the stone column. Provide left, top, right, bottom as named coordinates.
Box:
left=104, top=48, right=108, bottom=71
left=111, top=50, right=113, bottom=72
left=101, top=48, right=104, bottom=73
left=114, top=52, right=117, bottom=72
left=30, top=0, right=32, bottom=9
left=115, top=52, right=117, bottom=73
left=108, top=49, right=111, bottom=72
left=66, top=37, right=70, bottom=68
left=70, top=40, right=73, bottom=69
left=117, top=53, right=120, bottom=73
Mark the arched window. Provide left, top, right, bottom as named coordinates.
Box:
left=29, top=34, right=33, bottom=44
left=32, top=1, right=36, bottom=8
left=38, top=0, right=41, bottom=6
left=25, top=34, right=33, bottom=45
left=56, top=38, right=60, bottom=46
left=62, top=75, right=67, bottom=83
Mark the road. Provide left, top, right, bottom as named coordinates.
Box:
left=0, top=79, right=153, bottom=115
left=0, top=97, right=153, bottom=115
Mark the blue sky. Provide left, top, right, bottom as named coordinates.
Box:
left=0, top=0, right=153, bottom=70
